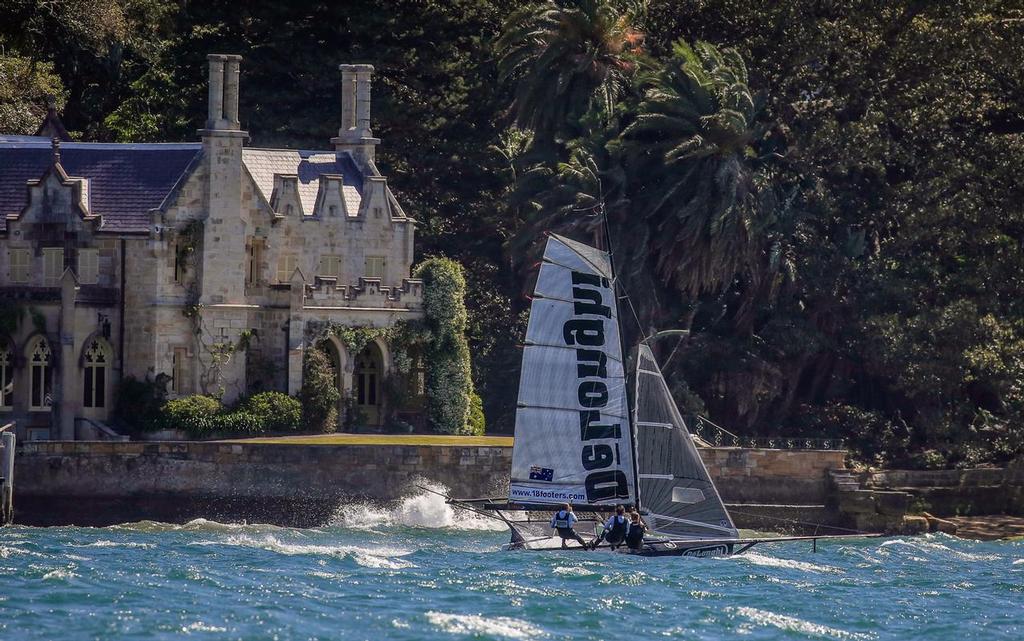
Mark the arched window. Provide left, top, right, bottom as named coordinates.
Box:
left=28, top=337, right=52, bottom=411
left=0, top=345, right=12, bottom=410
left=83, top=339, right=110, bottom=408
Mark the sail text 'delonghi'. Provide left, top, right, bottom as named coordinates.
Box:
left=563, top=270, right=630, bottom=503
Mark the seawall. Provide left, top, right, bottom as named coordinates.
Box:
left=12, top=439, right=845, bottom=528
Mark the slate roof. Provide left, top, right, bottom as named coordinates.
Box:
left=0, top=139, right=201, bottom=233
left=242, top=149, right=364, bottom=215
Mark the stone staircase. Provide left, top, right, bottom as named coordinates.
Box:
left=829, top=469, right=861, bottom=493
left=828, top=468, right=917, bottom=533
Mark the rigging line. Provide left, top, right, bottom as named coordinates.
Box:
left=723, top=507, right=870, bottom=535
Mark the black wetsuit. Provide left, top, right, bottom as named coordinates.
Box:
left=625, top=521, right=646, bottom=551
left=603, top=515, right=628, bottom=549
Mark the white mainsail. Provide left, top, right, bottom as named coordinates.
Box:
left=634, top=344, right=738, bottom=539
left=508, top=234, right=636, bottom=506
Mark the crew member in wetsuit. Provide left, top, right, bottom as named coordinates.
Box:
left=596, top=505, right=629, bottom=550
left=625, top=511, right=647, bottom=552
left=550, top=503, right=588, bottom=549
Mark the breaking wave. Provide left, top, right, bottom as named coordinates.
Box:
left=426, top=611, right=546, bottom=639
left=731, top=551, right=844, bottom=574
left=200, top=533, right=416, bottom=569
left=329, top=482, right=505, bottom=531
left=730, top=606, right=875, bottom=640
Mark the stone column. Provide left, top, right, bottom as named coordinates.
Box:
left=58, top=269, right=79, bottom=440
left=207, top=56, right=225, bottom=128
left=340, top=67, right=357, bottom=133
left=355, top=66, right=373, bottom=137
left=223, top=56, right=241, bottom=127
left=287, top=270, right=306, bottom=396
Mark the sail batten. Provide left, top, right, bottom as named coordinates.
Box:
left=508, top=235, right=636, bottom=506
left=634, top=344, right=738, bottom=539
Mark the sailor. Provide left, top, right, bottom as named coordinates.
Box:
left=550, top=503, right=589, bottom=549
left=596, top=505, right=629, bottom=550
left=625, top=511, right=647, bottom=552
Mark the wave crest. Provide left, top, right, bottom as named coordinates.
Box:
left=330, top=483, right=505, bottom=531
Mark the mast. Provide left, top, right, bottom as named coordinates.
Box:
left=601, top=209, right=642, bottom=512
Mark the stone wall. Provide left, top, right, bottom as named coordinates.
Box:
left=11, top=442, right=846, bottom=527
left=701, top=447, right=845, bottom=505
left=861, top=462, right=1024, bottom=517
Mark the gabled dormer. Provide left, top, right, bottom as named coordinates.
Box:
left=269, top=174, right=303, bottom=217
left=6, top=140, right=101, bottom=234
left=312, top=175, right=349, bottom=218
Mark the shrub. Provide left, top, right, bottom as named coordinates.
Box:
left=300, top=347, right=340, bottom=433
left=215, top=411, right=264, bottom=435
left=114, top=375, right=168, bottom=433
left=466, top=391, right=486, bottom=436
left=239, top=391, right=301, bottom=432
left=160, top=395, right=222, bottom=437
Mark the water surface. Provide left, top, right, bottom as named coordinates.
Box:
left=1, top=490, right=1021, bottom=640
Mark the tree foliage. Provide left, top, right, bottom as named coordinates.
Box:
left=3, top=0, right=1023, bottom=465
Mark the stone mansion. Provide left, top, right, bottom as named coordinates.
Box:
left=0, top=55, right=424, bottom=440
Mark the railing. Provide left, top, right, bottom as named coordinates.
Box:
left=685, top=414, right=845, bottom=451
left=75, top=418, right=129, bottom=441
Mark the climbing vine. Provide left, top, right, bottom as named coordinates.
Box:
left=415, top=256, right=480, bottom=435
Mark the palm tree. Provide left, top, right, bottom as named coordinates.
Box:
left=621, top=40, right=766, bottom=297
left=496, top=0, right=643, bottom=148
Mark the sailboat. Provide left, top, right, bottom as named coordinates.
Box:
left=447, top=234, right=878, bottom=556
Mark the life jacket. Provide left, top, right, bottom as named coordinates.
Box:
left=606, top=516, right=627, bottom=543
left=625, top=522, right=645, bottom=548
left=552, top=510, right=572, bottom=529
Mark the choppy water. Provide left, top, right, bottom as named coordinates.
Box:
left=1, top=488, right=1021, bottom=640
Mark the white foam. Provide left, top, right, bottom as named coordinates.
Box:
left=208, top=534, right=415, bottom=569
left=880, top=537, right=1001, bottom=562
left=732, top=552, right=844, bottom=575
left=553, top=565, right=595, bottom=576
left=731, top=606, right=875, bottom=640
left=330, top=482, right=505, bottom=531
left=1012, top=559, right=1024, bottom=565
left=0, top=545, right=45, bottom=559
left=41, top=567, right=79, bottom=581
left=181, top=621, right=227, bottom=634
left=426, top=612, right=546, bottom=639
left=73, top=540, right=155, bottom=549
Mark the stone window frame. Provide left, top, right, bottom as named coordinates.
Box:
left=42, top=248, right=64, bottom=287
left=276, top=254, right=297, bottom=284
left=170, top=346, right=193, bottom=396
left=171, top=241, right=185, bottom=284
left=317, top=254, right=342, bottom=279
left=246, top=237, right=266, bottom=287
left=78, top=248, right=99, bottom=285
left=8, top=248, right=30, bottom=283
left=28, top=336, right=53, bottom=412
left=82, top=338, right=111, bottom=409
left=364, top=255, right=386, bottom=280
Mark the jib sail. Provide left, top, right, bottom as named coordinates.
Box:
left=508, top=234, right=636, bottom=507
left=634, top=344, right=738, bottom=539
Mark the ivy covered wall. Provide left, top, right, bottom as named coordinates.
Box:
left=300, top=256, right=483, bottom=435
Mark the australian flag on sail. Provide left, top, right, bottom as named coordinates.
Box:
left=529, top=466, right=554, bottom=482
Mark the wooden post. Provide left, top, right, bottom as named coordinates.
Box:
left=1, top=428, right=14, bottom=525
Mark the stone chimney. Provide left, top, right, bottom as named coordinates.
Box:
left=332, top=64, right=380, bottom=170
left=203, top=54, right=243, bottom=131
left=198, top=54, right=248, bottom=305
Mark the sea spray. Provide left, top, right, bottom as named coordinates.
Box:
left=328, top=482, right=505, bottom=531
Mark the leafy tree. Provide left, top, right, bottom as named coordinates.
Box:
left=621, top=40, right=763, bottom=298
left=497, top=0, right=642, bottom=148
left=0, top=56, right=64, bottom=135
